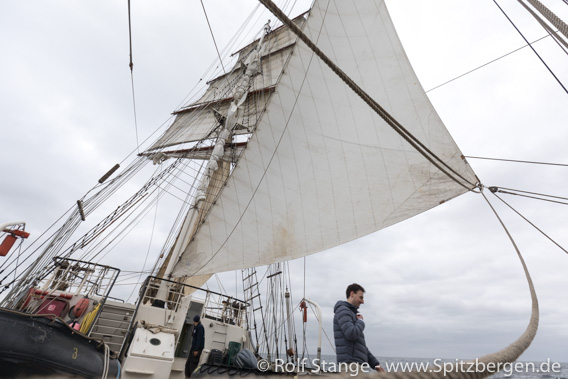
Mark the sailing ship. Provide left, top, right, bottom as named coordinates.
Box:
left=1, top=0, right=567, bottom=377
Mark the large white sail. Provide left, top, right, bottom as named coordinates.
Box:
left=173, top=0, right=478, bottom=277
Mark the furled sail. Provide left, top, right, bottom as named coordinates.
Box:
left=173, top=0, right=478, bottom=277
left=148, top=15, right=306, bottom=152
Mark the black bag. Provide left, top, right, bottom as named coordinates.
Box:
left=207, top=349, right=224, bottom=365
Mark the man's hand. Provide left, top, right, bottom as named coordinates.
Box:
left=375, top=365, right=385, bottom=372
left=356, top=313, right=364, bottom=320
left=194, top=351, right=199, bottom=357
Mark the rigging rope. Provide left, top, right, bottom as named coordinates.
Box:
left=493, top=0, right=568, bottom=95
left=200, top=0, right=227, bottom=75
left=127, top=0, right=140, bottom=153
left=490, top=190, right=568, bottom=254
left=1, top=147, right=200, bottom=303
left=80, top=162, right=197, bottom=266
left=520, top=0, right=568, bottom=40
left=130, top=73, right=140, bottom=154
left=426, top=34, right=552, bottom=93
left=127, top=0, right=134, bottom=72
left=126, top=189, right=161, bottom=303
left=465, top=155, right=568, bottom=167
left=516, top=1, right=568, bottom=52
left=489, top=186, right=568, bottom=206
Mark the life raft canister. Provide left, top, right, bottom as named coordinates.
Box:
left=73, top=297, right=90, bottom=318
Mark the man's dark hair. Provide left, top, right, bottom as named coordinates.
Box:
left=346, top=283, right=365, bottom=299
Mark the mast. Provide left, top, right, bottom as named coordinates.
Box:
left=153, top=22, right=273, bottom=298
left=154, top=159, right=230, bottom=292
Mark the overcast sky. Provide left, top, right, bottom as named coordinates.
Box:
left=1, top=0, right=567, bottom=365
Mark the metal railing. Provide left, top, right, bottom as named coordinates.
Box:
left=13, top=257, right=119, bottom=315
left=44, top=257, right=120, bottom=297
left=118, top=276, right=249, bottom=357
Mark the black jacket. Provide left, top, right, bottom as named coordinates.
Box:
left=191, top=322, right=205, bottom=352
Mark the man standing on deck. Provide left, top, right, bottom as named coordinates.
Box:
left=334, top=283, right=385, bottom=373
left=185, top=314, right=205, bottom=377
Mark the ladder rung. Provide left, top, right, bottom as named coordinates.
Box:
left=253, top=306, right=263, bottom=312
left=243, top=271, right=257, bottom=280
left=243, top=283, right=259, bottom=292
left=266, top=271, right=282, bottom=279
left=249, top=294, right=260, bottom=301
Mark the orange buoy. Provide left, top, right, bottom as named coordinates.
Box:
left=300, top=301, right=307, bottom=323
left=73, top=297, right=90, bottom=318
